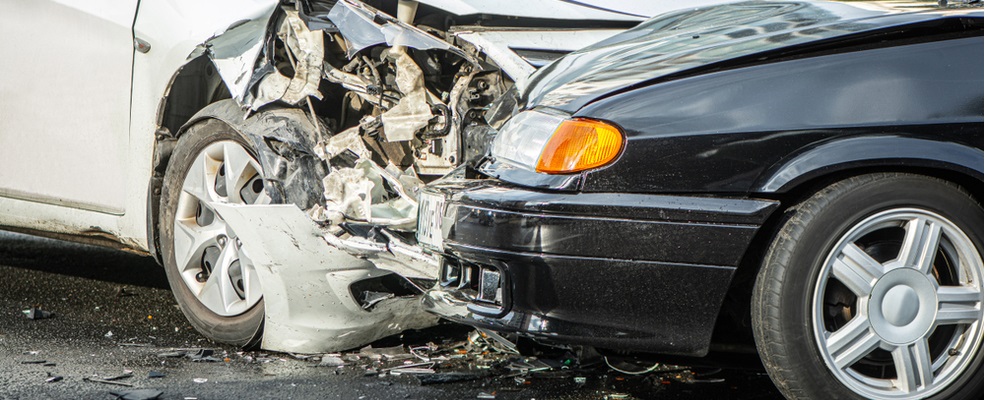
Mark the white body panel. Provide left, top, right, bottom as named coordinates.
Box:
left=0, top=0, right=137, bottom=214
left=0, top=0, right=277, bottom=250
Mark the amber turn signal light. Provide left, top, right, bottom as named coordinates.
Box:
left=535, top=118, right=624, bottom=174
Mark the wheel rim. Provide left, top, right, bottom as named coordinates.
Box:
left=173, top=140, right=269, bottom=317
left=812, top=208, right=983, bottom=399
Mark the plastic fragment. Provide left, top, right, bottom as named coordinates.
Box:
left=109, top=389, right=164, bottom=400
left=148, top=371, right=166, bottom=379
left=319, top=356, right=347, bottom=367
left=157, top=348, right=222, bottom=362
left=23, top=308, right=54, bottom=320
left=84, top=377, right=134, bottom=387
left=46, top=376, right=63, bottom=383
left=101, top=371, right=134, bottom=381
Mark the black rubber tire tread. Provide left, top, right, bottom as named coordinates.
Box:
left=159, top=118, right=264, bottom=348
left=752, top=173, right=983, bottom=400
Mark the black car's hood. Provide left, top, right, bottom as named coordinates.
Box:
left=520, top=0, right=975, bottom=113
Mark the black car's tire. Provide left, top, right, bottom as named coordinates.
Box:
left=752, top=173, right=983, bottom=399
left=159, top=119, right=267, bottom=348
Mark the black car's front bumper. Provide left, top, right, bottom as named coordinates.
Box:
left=419, top=177, right=779, bottom=356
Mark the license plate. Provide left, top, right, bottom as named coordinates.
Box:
left=417, top=191, right=445, bottom=250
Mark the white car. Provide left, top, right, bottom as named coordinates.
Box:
left=0, top=0, right=734, bottom=352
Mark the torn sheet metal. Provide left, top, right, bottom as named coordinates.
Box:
left=380, top=51, right=433, bottom=142
left=320, top=159, right=422, bottom=229
left=326, top=0, right=474, bottom=63
left=204, top=4, right=279, bottom=106
left=324, top=230, right=440, bottom=282
left=211, top=203, right=437, bottom=353
left=315, top=127, right=424, bottom=230
left=453, top=29, right=624, bottom=86
left=252, top=10, right=325, bottom=110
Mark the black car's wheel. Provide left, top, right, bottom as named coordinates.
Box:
left=159, top=119, right=268, bottom=347
left=753, top=173, right=983, bottom=399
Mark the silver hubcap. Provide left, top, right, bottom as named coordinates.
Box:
left=173, top=141, right=269, bottom=317
left=813, top=208, right=983, bottom=399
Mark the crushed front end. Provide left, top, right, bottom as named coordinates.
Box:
left=179, top=0, right=636, bottom=353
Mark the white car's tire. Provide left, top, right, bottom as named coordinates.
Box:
left=753, top=173, right=983, bottom=399
left=160, top=118, right=269, bottom=347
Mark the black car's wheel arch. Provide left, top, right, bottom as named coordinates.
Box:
left=710, top=165, right=983, bottom=347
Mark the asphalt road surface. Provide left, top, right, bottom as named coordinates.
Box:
left=0, top=231, right=783, bottom=400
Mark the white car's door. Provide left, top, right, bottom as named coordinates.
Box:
left=0, top=0, right=138, bottom=214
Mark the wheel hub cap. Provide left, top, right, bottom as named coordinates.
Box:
left=868, top=268, right=937, bottom=344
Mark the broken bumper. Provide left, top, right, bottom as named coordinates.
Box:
left=419, top=177, right=779, bottom=356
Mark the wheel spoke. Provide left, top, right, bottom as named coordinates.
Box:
left=892, top=340, right=934, bottom=393
left=198, top=243, right=240, bottom=314
left=222, top=143, right=257, bottom=204
left=832, top=244, right=883, bottom=296
left=934, top=285, right=982, bottom=326
left=898, top=217, right=942, bottom=274
left=937, top=285, right=982, bottom=304
left=182, top=152, right=220, bottom=204
left=253, top=189, right=272, bottom=205
left=825, top=316, right=882, bottom=369
left=173, top=220, right=223, bottom=273
left=935, top=306, right=981, bottom=326
left=239, top=251, right=263, bottom=305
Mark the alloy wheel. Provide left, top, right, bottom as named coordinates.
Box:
left=812, top=208, right=983, bottom=399
left=172, top=140, right=269, bottom=317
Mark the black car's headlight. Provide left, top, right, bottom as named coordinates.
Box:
left=490, top=109, right=624, bottom=174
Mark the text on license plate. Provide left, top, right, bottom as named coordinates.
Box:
left=417, top=191, right=445, bottom=249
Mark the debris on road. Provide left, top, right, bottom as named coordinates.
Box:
left=84, top=377, right=134, bottom=387
left=23, top=308, right=54, bottom=320
left=20, top=360, right=47, bottom=364
left=318, top=356, right=346, bottom=367
left=193, top=378, right=208, bottom=384
left=147, top=371, right=166, bottom=379
left=283, top=326, right=725, bottom=400
left=45, top=375, right=63, bottom=383
left=157, top=348, right=222, bottom=362
left=109, top=389, right=164, bottom=400
left=116, top=286, right=136, bottom=297
left=100, top=371, right=134, bottom=381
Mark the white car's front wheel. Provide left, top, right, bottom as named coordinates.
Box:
left=160, top=119, right=268, bottom=347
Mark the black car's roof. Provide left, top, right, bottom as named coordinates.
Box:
left=521, top=0, right=983, bottom=113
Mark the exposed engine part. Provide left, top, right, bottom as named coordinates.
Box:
left=252, top=10, right=326, bottom=110
left=379, top=50, right=435, bottom=142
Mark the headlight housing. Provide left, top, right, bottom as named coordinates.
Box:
left=490, top=109, right=624, bottom=174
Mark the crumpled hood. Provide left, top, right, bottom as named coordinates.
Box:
left=520, top=0, right=960, bottom=113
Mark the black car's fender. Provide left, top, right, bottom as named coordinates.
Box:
left=754, top=134, right=983, bottom=194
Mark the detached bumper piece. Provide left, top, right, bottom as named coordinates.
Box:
left=420, top=178, right=779, bottom=356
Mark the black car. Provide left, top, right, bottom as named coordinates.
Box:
left=416, top=1, right=984, bottom=399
